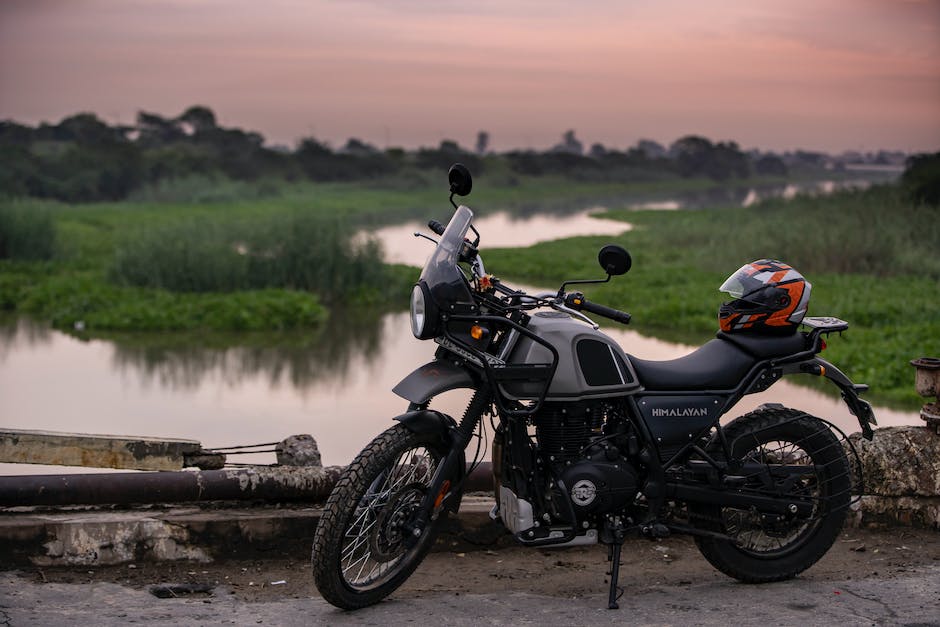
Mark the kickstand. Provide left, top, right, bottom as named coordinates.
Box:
left=606, top=541, right=623, bottom=609
left=604, top=517, right=625, bottom=610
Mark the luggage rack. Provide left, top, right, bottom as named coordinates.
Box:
left=802, top=316, right=849, bottom=334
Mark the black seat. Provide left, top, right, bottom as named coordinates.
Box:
left=628, top=338, right=757, bottom=391
left=628, top=332, right=810, bottom=392
left=716, top=331, right=808, bottom=359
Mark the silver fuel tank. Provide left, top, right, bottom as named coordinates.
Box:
left=502, top=311, right=641, bottom=401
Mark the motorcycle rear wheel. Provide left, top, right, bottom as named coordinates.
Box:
left=312, top=424, right=449, bottom=609
left=691, top=406, right=851, bottom=583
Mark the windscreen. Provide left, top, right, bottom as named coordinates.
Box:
left=419, top=205, right=475, bottom=309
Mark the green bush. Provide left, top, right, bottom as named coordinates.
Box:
left=0, top=201, right=56, bottom=260
left=18, top=275, right=326, bottom=332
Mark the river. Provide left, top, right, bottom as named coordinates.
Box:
left=0, top=179, right=919, bottom=473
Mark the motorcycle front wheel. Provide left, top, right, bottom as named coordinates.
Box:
left=690, top=406, right=852, bottom=583
left=312, top=424, right=449, bottom=609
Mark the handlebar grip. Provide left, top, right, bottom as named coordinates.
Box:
left=428, top=220, right=446, bottom=236
left=566, top=293, right=631, bottom=325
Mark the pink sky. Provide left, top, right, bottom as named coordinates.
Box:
left=1, top=0, right=938, bottom=153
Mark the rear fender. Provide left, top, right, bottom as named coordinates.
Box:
left=782, top=356, right=876, bottom=439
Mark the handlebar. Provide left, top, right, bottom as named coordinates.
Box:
left=564, top=293, right=631, bottom=325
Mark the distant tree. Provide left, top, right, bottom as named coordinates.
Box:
left=475, top=131, right=489, bottom=155
left=670, top=135, right=749, bottom=181
left=177, top=105, right=217, bottom=134
left=0, top=120, right=34, bottom=146
left=136, top=111, right=184, bottom=145
left=54, top=113, right=121, bottom=144
left=342, top=138, right=378, bottom=155
left=636, top=139, right=666, bottom=159
left=754, top=154, right=788, bottom=177
left=902, top=152, right=940, bottom=206
left=589, top=143, right=607, bottom=159
left=416, top=140, right=482, bottom=172
left=671, top=135, right=714, bottom=176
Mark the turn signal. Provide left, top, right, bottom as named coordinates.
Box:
left=470, top=325, right=488, bottom=340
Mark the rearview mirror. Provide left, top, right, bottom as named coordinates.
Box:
left=448, top=163, right=472, bottom=197
left=598, top=245, right=631, bottom=276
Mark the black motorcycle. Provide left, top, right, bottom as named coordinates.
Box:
left=312, top=165, right=875, bottom=609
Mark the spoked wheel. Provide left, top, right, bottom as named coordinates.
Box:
left=691, top=406, right=852, bottom=583
left=312, top=424, right=450, bottom=609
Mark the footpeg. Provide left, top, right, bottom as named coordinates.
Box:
left=640, top=522, right=670, bottom=538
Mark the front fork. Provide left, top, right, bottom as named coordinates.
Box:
left=403, top=390, right=491, bottom=543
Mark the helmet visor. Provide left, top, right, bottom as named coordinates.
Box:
left=719, top=263, right=769, bottom=299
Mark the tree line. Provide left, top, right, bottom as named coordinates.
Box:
left=0, top=104, right=903, bottom=203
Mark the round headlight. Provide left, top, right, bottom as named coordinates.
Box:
left=410, top=284, right=426, bottom=338
left=410, top=282, right=439, bottom=339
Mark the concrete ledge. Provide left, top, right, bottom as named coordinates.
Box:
left=849, top=495, right=940, bottom=529
left=0, top=496, right=501, bottom=568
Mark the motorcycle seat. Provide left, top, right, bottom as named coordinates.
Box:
left=629, top=339, right=755, bottom=391
left=716, top=331, right=808, bottom=359
left=628, top=332, right=808, bottom=392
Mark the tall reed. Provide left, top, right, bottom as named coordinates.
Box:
left=110, top=212, right=391, bottom=300
left=0, top=200, right=56, bottom=260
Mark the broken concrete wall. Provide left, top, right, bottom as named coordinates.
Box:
left=848, top=426, right=940, bottom=530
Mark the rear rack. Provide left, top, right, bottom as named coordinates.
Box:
left=801, top=316, right=849, bottom=333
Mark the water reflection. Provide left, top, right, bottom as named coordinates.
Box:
left=108, top=310, right=385, bottom=391
left=0, top=317, right=53, bottom=363
left=375, top=210, right=630, bottom=267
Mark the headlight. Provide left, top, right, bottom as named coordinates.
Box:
left=410, top=284, right=427, bottom=338
left=410, top=282, right=441, bottom=340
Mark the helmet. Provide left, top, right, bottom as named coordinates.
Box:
left=718, top=259, right=811, bottom=334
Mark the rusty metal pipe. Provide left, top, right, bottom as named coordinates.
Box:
left=0, top=462, right=494, bottom=507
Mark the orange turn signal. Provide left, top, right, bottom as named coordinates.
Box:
left=470, top=325, right=486, bottom=340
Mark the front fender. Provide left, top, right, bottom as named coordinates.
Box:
left=393, top=409, right=459, bottom=437
left=392, top=360, right=477, bottom=405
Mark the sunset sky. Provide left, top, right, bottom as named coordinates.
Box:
left=2, top=0, right=938, bottom=153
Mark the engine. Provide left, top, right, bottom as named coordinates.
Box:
left=533, top=402, right=639, bottom=521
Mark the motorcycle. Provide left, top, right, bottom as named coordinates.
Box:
left=311, top=164, right=876, bottom=610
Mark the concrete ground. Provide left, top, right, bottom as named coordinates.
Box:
left=2, top=496, right=939, bottom=625
left=1, top=561, right=938, bottom=626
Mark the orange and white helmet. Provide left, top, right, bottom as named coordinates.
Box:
left=718, top=260, right=811, bottom=334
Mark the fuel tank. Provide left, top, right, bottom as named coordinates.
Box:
left=502, top=311, right=641, bottom=400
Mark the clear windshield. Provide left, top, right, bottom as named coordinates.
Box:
left=419, top=205, right=475, bottom=309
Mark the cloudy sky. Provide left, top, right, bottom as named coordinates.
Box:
left=1, top=0, right=938, bottom=152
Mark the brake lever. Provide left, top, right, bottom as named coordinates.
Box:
left=551, top=302, right=600, bottom=330
left=413, top=232, right=438, bottom=245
